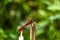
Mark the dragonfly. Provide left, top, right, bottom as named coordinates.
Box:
left=18, top=11, right=41, bottom=31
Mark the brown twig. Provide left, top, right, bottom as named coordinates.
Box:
left=30, top=22, right=36, bottom=40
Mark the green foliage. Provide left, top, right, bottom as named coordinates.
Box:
left=0, top=0, right=60, bottom=40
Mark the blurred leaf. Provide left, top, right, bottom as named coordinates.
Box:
left=36, top=20, right=49, bottom=36
left=38, top=9, right=48, bottom=18
left=0, top=28, right=7, bottom=38
left=47, top=0, right=60, bottom=10
left=22, top=3, right=30, bottom=12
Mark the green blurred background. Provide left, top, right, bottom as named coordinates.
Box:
left=0, top=0, right=60, bottom=40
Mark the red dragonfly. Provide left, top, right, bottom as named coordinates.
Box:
left=18, top=18, right=34, bottom=31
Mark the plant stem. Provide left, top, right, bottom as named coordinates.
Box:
left=30, top=22, right=36, bottom=40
